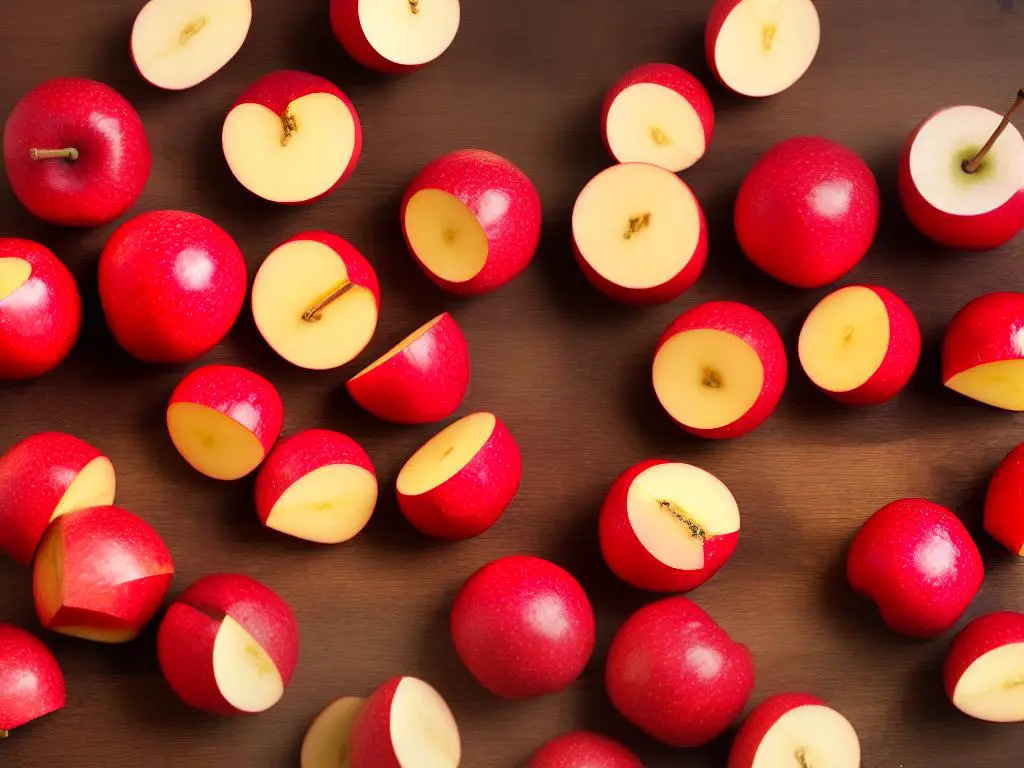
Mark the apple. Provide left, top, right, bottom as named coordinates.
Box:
left=985, top=443, right=1024, bottom=555
left=167, top=364, right=284, bottom=481
left=652, top=301, right=786, bottom=439
left=899, top=91, right=1024, bottom=251
left=131, top=0, right=253, bottom=90
left=735, top=137, right=880, bottom=288
left=330, top=0, right=460, bottom=74
left=396, top=412, right=521, bottom=540
left=527, top=731, right=642, bottom=768
left=157, top=573, right=299, bottom=715
left=572, top=163, right=707, bottom=304
left=451, top=555, right=595, bottom=700
left=33, top=505, right=174, bottom=644
left=401, top=149, right=542, bottom=295
left=222, top=70, right=361, bottom=204
left=944, top=611, right=1024, bottom=723
left=847, top=498, right=983, bottom=639
left=255, top=429, right=377, bottom=544
left=942, top=292, right=1024, bottom=411
left=251, top=231, right=380, bottom=370
left=301, top=696, right=364, bottom=768
left=0, top=624, right=65, bottom=740
left=0, top=238, right=81, bottom=380
left=99, top=210, right=247, bottom=365
left=3, top=77, right=150, bottom=227
left=606, top=595, right=754, bottom=747
left=728, top=692, right=860, bottom=768
left=0, top=431, right=116, bottom=566
left=798, top=284, right=921, bottom=406
left=705, top=0, right=821, bottom=98
left=599, top=459, right=740, bottom=593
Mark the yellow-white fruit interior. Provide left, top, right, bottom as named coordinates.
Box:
left=267, top=464, right=378, bottom=544
left=404, top=190, right=489, bottom=283
left=390, top=677, right=461, bottom=768
left=301, top=696, right=365, bottom=768
left=397, top=413, right=495, bottom=497
left=751, top=704, right=861, bottom=768
left=606, top=82, right=706, bottom=171
left=213, top=615, right=285, bottom=713
left=167, top=402, right=267, bottom=480
left=358, top=0, right=460, bottom=67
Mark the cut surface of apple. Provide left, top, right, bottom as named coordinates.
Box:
left=52, top=458, right=115, bottom=521
left=302, top=696, right=365, bottom=768
left=741, top=702, right=860, bottom=768
left=397, top=412, right=495, bottom=496
left=212, top=615, right=285, bottom=713
left=0, top=257, right=31, bottom=298
left=131, top=0, right=252, bottom=90
left=266, top=464, right=377, bottom=543
left=356, top=677, right=461, bottom=766
left=357, top=0, right=460, bottom=69
left=952, top=641, right=1024, bottom=722
left=167, top=402, right=267, bottom=480
left=404, top=189, right=489, bottom=284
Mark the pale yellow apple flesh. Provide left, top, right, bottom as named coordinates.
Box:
left=404, top=190, right=488, bottom=283
left=0, top=257, right=31, bottom=300
left=359, top=0, right=461, bottom=67
left=946, top=361, right=1024, bottom=412
left=605, top=83, right=706, bottom=171
left=751, top=704, right=860, bottom=768
left=213, top=615, right=284, bottom=713
left=301, top=696, right=365, bottom=768
left=351, top=315, right=443, bottom=382
left=390, top=677, right=461, bottom=767
left=167, top=402, right=267, bottom=480
left=952, top=642, right=1024, bottom=722
left=267, top=464, right=378, bottom=544
left=653, top=329, right=764, bottom=430
left=52, top=457, right=117, bottom=522
left=397, top=412, right=495, bottom=497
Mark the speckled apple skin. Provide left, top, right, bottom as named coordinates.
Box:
left=157, top=573, right=299, bottom=716
left=99, top=211, right=247, bottom=365
left=599, top=459, right=739, bottom=593
left=451, top=555, right=595, bottom=699
left=330, top=0, right=458, bottom=74
left=605, top=595, right=754, bottom=747
left=527, top=731, right=642, bottom=768
left=398, top=413, right=521, bottom=540
left=347, top=313, right=470, bottom=424
left=984, top=443, right=1024, bottom=555
left=653, top=301, right=787, bottom=439
left=0, top=624, right=65, bottom=732
left=401, top=149, right=542, bottom=295
left=351, top=676, right=456, bottom=767
left=943, top=611, right=1024, bottom=714
left=32, top=506, right=173, bottom=639
left=0, top=431, right=111, bottom=566
left=735, top=137, right=880, bottom=288
left=899, top=109, right=1024, bottom=251
left=847, top=498, right=983, bottom=639
left=3, top=78, right=150, bottom=227
left=0, top=239, right=81, bottom=380
left=942, top=292, right=1024, bottom=386
left=728, top=693, right=833, bottom=768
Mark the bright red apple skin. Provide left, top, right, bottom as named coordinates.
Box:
left=728, top=693, right=830, bottom=768
left=0, top=624, right=65, bottom=733
left=735, top=137, right=880, bottom=288
left=941, top=292, right=1024, bottom=384
left=99, top=211, right=247, bottom=364
left=0, top=239, right=81, bottom=380
left=527, top=731, right=642, bottom=768
left=347, top=313, right=470, bottom=424
left=705, top=0, right=743, bottom=94
left=3, top=78, right=150, bottom=227
left=451, top=555, right=596, bottom=700
left=401, top=150, right=543, bottom=295
left=943, top=611, right=1024, bottom=705
left=606, top=595, right=754, bottom=747
left=984, top=443, right=1024, bottom=555
left=847, top=498, right=983, bottom=639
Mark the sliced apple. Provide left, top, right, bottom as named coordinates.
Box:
left=0, top=257, right=31, bottom=298
left=301, top=696, right=365, bottom=768
left=945, top=611, right=1024, bottom=723
left=331, top=0, right=461, bottom=74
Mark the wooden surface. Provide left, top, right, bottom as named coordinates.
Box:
left=1, top=0, right=1023, bottom=765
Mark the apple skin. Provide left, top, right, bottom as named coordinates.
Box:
left=847, top=498, right=983, bottom=639
left=735, top=137, right=880, bottom=288
left=347, top=313, right=470, bottom=424
left=330, top=0, right=457, bottom=74
left=654, top=301, right=788, bottom=439
left=942, top=292, right=1024, bottom=387
left=451, top=555, right=596, bottom=700
left=527, top=731, right=642, bottom=768
left=984, top=443, right=1024, bottom=555
left=3, top=78, right=150, bottom=227
left=606, top=595, right=754, bottom=747
left=0, top=624, right=66, bottom=734
left=599, top=459, right=739, bottom=593
left=0, top=239, right=81, bottom=380
left=943, top=611, right=1024, bottom=716
left=728, top=692, right=834, bottom=768
left=401, top=149, right=543, bottom=295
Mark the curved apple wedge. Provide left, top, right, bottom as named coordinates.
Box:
left=301, top=696, right=365, bottom=768
left=0, top=624, right=65, bottom=739
left=945, top=611, right=1024, bottom=723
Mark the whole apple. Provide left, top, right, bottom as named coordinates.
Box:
left=0, top=624, right=65, bottom=738
left=527, top=731, right=642, bottom=768
left=985, top=443, right=1024, bottom=555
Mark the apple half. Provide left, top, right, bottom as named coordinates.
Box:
left=302, top=696, right=365, bottom=768
left=331, top=0, right=460, bottom=74
left=945, top=611, right=1024, bottom=723
left=0, top=624, right=65, bottom=740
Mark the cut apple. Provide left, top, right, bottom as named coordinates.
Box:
left=131, top=0, right=253, bottom=91
left=399, top=412, right=495, bottom=496
left=331, top=0, right=461, bottom=73
left=54, top=457, right=117, bottom=518
left=943, top=293, right=1024, bottom=411
left=212, top=615, right=284, bottom=713
left=0, top=257, right=31, bottom=298
left=302, top=696, right=365, bottom=768
left=945, top=612, right=1024, bottom=723
left=404, top=189, right=489, bottom=284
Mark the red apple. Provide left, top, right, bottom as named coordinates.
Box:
left=527, top=731, right=641, bottom=768
left=985, top=443, right=1024, bottom=555
left=451, top=555, right=595, bottom=700
left=158, top=573, right=298, bottom=716
left=397, top=412, right=521, bottom=540
left=401, top=149, right=542, bottom=295
left=222, top=71, right=361, bottom=204
left=0, top=624, right=65, bottom=738
left=847, top=498, right=983, bottom=639
left=3, top=78, right=150, bottom=227
left=167, top=364, right=284, bottom=481
left=331, top=0, right=460, bottom=74
left=736, top=137, right=880, bottom=288
left=606, top=595, right=754, bottom=747
left=302, top=696, right=364, bottom=768
left=0, top=431, right=116, bottom=566
left=653, top=301, right=787, bottom=439
left=944, top=611, right=1024, bottom=723
left=33, top=505, right=174, bottom=644
left=798, top=284, right=921, bottom=406
left=0, top=238, right=81, bottom=380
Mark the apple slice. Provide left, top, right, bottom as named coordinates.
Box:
left=600, top=460, right=740, bottom=593
left=346, top=312, right=470, bottom=424
left=252, top=231, right=380, bottom=370
left=331, top=0, right=460, bottom=74
left=798, top=285, right=921, bottom=406
left=706, top=0, right=821, bottom=98
left=131, top=0, right=253, bottom=91
left=302, top=696, right=365, bottom=768
left=572, top=163, right=707, bottom=304
left=222, top=71, right=361, bottom=204
left=350, top=676, right=461, bottom=768
left=945, top=611, right=1024, bottom=723
left=0, top=624, right=65, bottom=740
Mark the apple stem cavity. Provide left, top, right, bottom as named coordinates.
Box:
left=795, top=748, right=811, bottom=768
left=762, top=24, right=778, bottom=51
left=180, top=17, right=208, bottom=45
left=702, top=367, right=722, bottom=388
left=657, top=498, right=706, bottom=541
left=963, top=88, right=1024, bottom=174
left=281, top=112, right=298, bottom=147
left=30, top=147, right=79, bottom=162
left=651, top=127, right=672, bottom=146
left=408, top=0, right=421, bottom=14
left=623, top=212, right=651, bottom=240
left=302, top=280, right=353, bottom=322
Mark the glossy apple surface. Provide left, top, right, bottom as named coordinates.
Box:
left=330, top=0, right=460, bottom=74
left=984, top=443, right=1024, bottom=555
left=0, top=624, right=65, bottom=737
left=944, top=611, right=1024, bottom=723
left=527, top=731, right=642, bottom=768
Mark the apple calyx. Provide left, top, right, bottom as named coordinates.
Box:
left=281, top=112, right=299, bottom=147
left=408, top=0, right=421, bottom=14
left=656, top=498, right=706, bottom=541
left=701, top=367, right=722, bottom=388
left=624, top=212, right=651, bottom=240
left=963, top=88, right=1024, bottom=174
left=302, top=280, right=354, bottom=322
left=651, top=127, right=671, bottom=146
left=29, top=148, right=79, bottom=162
left=180, top=17, right=208, bottom=45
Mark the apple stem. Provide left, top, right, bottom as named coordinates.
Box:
left=0, top=729, right=7, bottom=740
left=623, top=212, right=651, bottom=240
left=30, top=148, right=79, bottom=162
left=281, top=112, right=298, bottom=147
left=963, top=88, right=1024, bottom=174
left=795, top=748, right=811, bottom=768
left=408, top=0, right=420, bottom=13
left=657, top=499, right=706, bottom=541
left=180, top=17, right=208, bottom=45
left=302, top=280, right=353, bottom=322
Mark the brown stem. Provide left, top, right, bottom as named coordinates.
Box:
left=623, top=212, right=651, bottom=240
left=30, top=148, right=79, bottom=162
left=795, top=748, right=811, bottom=768
left=281, top=112, right=298, bottom=147
left=657, top=499, right=706, bottom=540
left=0, top=729, right=8, bottom=740
left=409, top=0, right=420, bottom=13
left=302, top=280, right=353, bottom=322
left=963, top=88, right=1024, bottom=174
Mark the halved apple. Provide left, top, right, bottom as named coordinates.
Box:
left=331, top=0, right=460, bottom=74
left=945, top=611, right=1024, bottom=723
left=572, top=163, right=707, bottom=304
left=302, top=696, right=365, bottom=768
left=0, top=624, right=66, bottom=739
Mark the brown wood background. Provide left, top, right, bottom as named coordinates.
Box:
left=1, top=0, right=1023, bottom=765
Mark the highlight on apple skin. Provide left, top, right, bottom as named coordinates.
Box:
left=331, top=0, right=461, bottom=74
left=0, top=624, right=66, bottom=739
left=301, top=695, right=364, bottom=768
left=944, top=610, right=1024, bottom=723
left=984, top=443, right=1024, bottom=555
left=527, top=731, right=642, bottom=768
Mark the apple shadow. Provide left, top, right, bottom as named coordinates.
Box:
left=672, top=22, right=747, bottom=116
left=900, top=644, right=963, bottom=729
left=414, top=589, right=478, bottom=697
left=93, top=17, right=174, bottom=111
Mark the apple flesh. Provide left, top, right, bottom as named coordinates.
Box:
left=527, top=731, right=642, bottom=768
left=0, top=624, right=65, bottom=739
left=944, top=611, right=1024, bottom=723
left=984, top=443, right=1024, bottom=555
left=331, top=0, right=460, bottom=74
left=302, top=696, right=365, bottom=768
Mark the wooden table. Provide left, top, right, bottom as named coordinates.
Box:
left=2, top=0, right=1023, bottom=765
